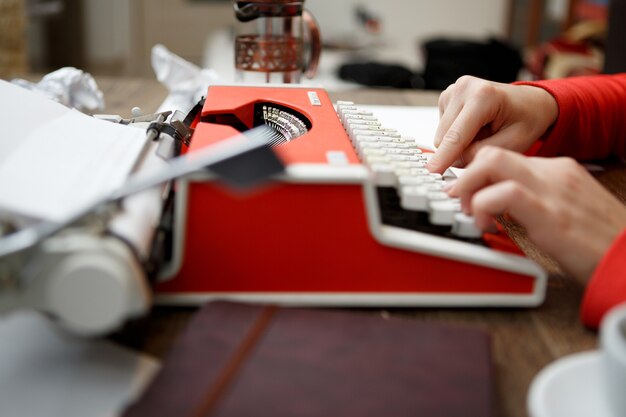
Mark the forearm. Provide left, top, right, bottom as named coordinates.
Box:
left=516, top=74, right=626, bottom=160
left=581, top=228, right=626, bottom=329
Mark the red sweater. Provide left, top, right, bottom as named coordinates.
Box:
left=519, top=74, right=626, bottom=329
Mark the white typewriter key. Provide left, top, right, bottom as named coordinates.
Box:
left=426, top=181, right=444, bottom=190
left=398, top=175, right=444, bottom=186
left=351, top=135, right=378, bottom=146
left=352, top=129, right=401, bottom=138
left=362, top=148, right=389, bottom=156
left=359, top=142, right=414, bottom=155
left=426, top=191, right=449, bottom=202
left=343, top=114, right=378, bottom=124
left=358, top=141, right=406, bottom=150
left=386, top=154, right=425, bottom=162
left=390, top=160, right=427, bottom=169
left=451, top=212, right=483, bottom=238
left=389, top=137, right=415, bottom=145
left=421, top=152, right=435, bottom=161
left=370, top=163, right=397, bottom=186
left=363, top=155, right=390, bottom=165
left=397, top=175, right=419, bottom=186
left=374, top=131, right=402, bottom=138
left=356, top=143, right=384, bottom=156
left=408, top=167, right=430, bottom=176
left=401, top=136, right=419, bottom=144
left=352, top=130, right=382, bottom=137
left=400, top=138, right=419, bottom=147
left=400, top=185, right=441, bottom=210
left=341, top=109, right=373, bottom=117
left=429, top=199, right=462, bottom=225
left=399, top=186, right=427, bottom=210
left=337, top=105, right=357, bottom=114
left=358, top=142, right=389, bottom=151
left=426, top=172, right=444, bottom=181
left=393, top=168, right=412, bottom=177
left=359, top=126, right=398, bottom=133
left=354, top=135, right=403, bottom=144
left=411, top=175, right=443, bottom=185
left=361, top=148, right=417, bottom=157
left=382, top=142, right=415, bottom=149
left=361, top=136, right=412, bottom=145
left=385, top=148, right=423, bottom=155
left=342, top=108, right=372, bottom=114
left=346, top=118, right=380, bottom=126
left=341, top=111, right=374, bottom=124
left=348, top=121, right=382, bottom=137
left=338, top=109, right=357, bottom=120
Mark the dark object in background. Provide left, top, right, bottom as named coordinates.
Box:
left=422, top=38, right=523, bottom=90
left=338, top=62, right=425, bottom=89
left=605, top=0, right=626, bottom=74
left=337, top=38, right=521, bottom=91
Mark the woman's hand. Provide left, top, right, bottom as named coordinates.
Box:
left=427, top=76, right=559, bottom=174
left=447, top=146, right=626, bottom=282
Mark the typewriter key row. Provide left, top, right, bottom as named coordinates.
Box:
left=336, top=101, right=482, bottom=239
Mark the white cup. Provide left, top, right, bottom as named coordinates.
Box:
left=600, top=302, right=626, bottom=416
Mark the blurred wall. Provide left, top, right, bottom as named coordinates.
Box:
left=309, top=0, right=507, bottom=42
left=83, top=0, right=130, bottom=73
left=78, top=0, right=508, bottom=76
left=83, top=0, right=233, bottom=76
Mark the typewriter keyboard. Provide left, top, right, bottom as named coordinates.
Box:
left=336, top=101, right=484, bottom=242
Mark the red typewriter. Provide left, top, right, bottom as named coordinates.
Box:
left=155, top=85, right=546, bottom=307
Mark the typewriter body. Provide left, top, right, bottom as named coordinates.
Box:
left=155, top=85, right=546, bottom=307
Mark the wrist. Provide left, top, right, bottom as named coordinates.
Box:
left=535, top=87, right=559, bottom=131
left=512, top=81, right=559, bottom=135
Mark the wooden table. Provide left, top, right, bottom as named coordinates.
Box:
left=98, top=77, right=609, bottom=417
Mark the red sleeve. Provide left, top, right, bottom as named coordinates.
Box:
left=515, top=74, right=626, bottom=160
left=516, top=74, right=626, bottom=330
left=580, top=228, right=626, bottom=329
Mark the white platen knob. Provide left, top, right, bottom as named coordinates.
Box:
left=45, top=237, right=151, bottom=335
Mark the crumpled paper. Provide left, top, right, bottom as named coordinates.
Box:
left=152, top=44, right=221, bottom=114
left=12, top=67, right=105, bottom=112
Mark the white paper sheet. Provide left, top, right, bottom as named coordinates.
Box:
left=0, top=80, right=149, bottom=222
left=0, top=311, right=159, bottom=417
left=0, top=80, right=68, bottom=166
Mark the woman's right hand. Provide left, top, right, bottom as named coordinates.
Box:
left=427, top=76, right=560, bottom=174
left=447, top=146, right=626, bottom=283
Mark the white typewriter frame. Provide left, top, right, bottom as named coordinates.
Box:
left=158, top=162, right=547, bottom=307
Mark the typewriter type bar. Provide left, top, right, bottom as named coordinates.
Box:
left=155, top=85, right=546, bottom=307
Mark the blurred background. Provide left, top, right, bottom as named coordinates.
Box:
left=0, top=0, right=622, bottom=88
